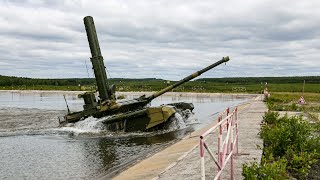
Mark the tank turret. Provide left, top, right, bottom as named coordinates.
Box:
left=60, top=16, right=230, bottom=132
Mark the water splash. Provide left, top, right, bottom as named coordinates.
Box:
left=183, top=109, right=199, bottom=125
left=57, top=109, right=199, bottom=136
left=59, top=117, right=104, bottom=135
left=170, top=113, right=187, bottom=130
left=74, top=117, right=104, bottom=131
left=165, top=110, right=198, bottom=131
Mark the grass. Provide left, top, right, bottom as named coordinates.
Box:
left=267, top=92, right=320, bottom=114
left=243, top=92, right=320, bottom=179
left=0, top=85, right=83, bottom=91
left=268, top=92, right=320, bottom=103
left=243, top=112, right=320, bottom=179
left=1, top=82, right=320, bottom=93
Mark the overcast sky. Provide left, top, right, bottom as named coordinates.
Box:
left=0, top=0, right=319, bottom=80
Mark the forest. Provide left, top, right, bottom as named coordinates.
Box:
left=0, top=75, right=319, bottom=93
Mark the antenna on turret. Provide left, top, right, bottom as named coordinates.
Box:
left=63, top=95, right=70, bottom=113
left=85, top=60, right=90, bottom=78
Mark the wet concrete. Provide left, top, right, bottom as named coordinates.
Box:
left=113, top=95, right=266, bottom=180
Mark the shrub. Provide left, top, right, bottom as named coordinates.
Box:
left=262, top=111, right=279, bottom=125
left=242, top=156, right=289, bottom=180
left=290, top=103, right=298, bottom=111
left=286, top=151, right=318, bottom=179
left=244, top=111, right=319, bottom=179
left=260, top=115, right=312, bottom=157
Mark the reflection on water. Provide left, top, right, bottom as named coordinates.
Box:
left=0, top=91, right=252, bottom=179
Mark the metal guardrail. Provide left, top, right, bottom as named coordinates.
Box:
left=200, top=107, right=239, bottom=180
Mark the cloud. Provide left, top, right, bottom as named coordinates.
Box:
left=0, top=0, right=319, bottom=80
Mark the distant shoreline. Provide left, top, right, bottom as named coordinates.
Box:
left=0, top=90, right=256, bottom=97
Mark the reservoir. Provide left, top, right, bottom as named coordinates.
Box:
left=0, top=91, right=252, bottom=179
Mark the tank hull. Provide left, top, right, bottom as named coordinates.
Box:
left=61, top=102, right=193, bottom=132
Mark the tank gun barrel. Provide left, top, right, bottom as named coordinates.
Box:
left=147, top=56, right=230, bottom=101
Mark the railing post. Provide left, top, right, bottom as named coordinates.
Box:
left=236, top=107, right=239, bottom=154
left=230, top=110, right=235, bottom=180
left=218, top=116, right=221, bottom=166
left=218, top=115, right=223, bottom=180
left=231, top=141, right=234, bottom=180
left=200, top=138, right=205, bottom=180
left=200, top=107, right=239, bottom=180
left=226, top=108, right=230, bottom=154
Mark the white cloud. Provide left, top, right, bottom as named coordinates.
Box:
left=0, top=0, right=319, bottom=80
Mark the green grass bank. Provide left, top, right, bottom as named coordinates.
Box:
left=1, top=76, right=320, bottom=93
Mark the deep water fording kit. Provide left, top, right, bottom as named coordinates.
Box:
left=59, top=16, right=230, bottom=132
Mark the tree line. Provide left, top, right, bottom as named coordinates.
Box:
left=197, top=76, right=320, bottom=84
left=1, top=75, right=319, bottom=87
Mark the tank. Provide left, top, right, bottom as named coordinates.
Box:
left=59, top=16, right=230, bottom=132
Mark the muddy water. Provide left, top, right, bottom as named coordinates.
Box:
left=0, top=91, right=252, bottom=179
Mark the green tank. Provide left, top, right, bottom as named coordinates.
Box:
left=59, top=16, right=230, bottom=132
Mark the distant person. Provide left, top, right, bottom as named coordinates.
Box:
left=263, top=88, right=270, bottom=101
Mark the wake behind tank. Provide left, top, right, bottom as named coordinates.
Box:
left=59, top=16, right=230, bottom=132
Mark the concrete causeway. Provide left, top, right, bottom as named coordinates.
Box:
left=112, top=96, right=266, bottom=180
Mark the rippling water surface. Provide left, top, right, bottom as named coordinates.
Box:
left=0, top=91, right=252, bottom=179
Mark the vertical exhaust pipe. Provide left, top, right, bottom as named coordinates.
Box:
left=84, top=16, right=110, bottom=100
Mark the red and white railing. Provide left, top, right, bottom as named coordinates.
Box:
left=200, top=107, right=239, bottom=180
